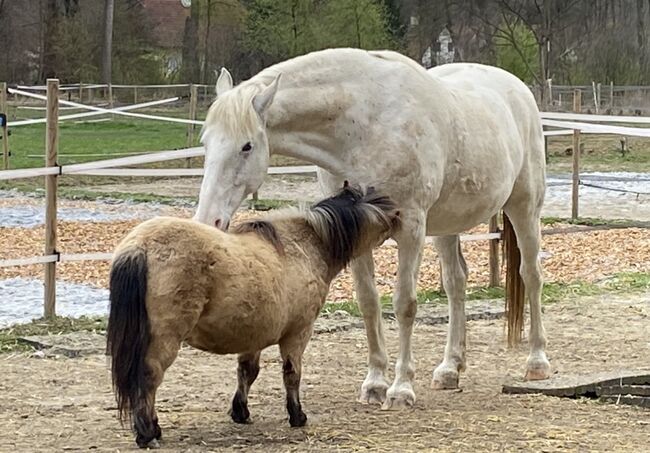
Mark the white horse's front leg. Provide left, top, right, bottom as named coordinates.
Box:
left=383, top=217, right=425, bottom=410
left=432, top=235, right=468, bottom=389
left=351, top=253, right=389, bottom=404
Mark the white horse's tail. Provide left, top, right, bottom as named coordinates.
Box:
left=503, top=213, right=525, bottom=346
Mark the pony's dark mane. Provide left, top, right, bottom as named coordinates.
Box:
left=307, top=186, right=397, bottom=269
left=232, top=220, right=285, bottom=255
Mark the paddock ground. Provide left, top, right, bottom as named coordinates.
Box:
left=1, top=292, right=648, bottom=452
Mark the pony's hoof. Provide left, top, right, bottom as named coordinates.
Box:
left=359, top=377, right=389, bottom=405
left=381, top=384, right=415, bottom=411
left=525, top=360, right=552, bottom=380
left=289, top=411, right=307, bottom=427
left=229, top=405, right=251, bottom=424
left=136, top=435, right=160, bottom=449
left=432, top=365, right=460, bottom=390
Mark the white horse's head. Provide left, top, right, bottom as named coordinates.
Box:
left=194, top=68, right=281, bottom=230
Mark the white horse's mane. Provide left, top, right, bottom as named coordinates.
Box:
left=201, top=68, right=283, bottom=143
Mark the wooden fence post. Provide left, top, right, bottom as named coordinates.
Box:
left=571, top=89, right=582, bottom=220
left=609, top=81, right=614, bottom=109
left=186, top=84, right=198, bottom=168
left=0, top=82, right=9, bottom=170
left=597, top=82, right=601, bottom=111
left=78, top=82, right=83, bottom=102
left=108, top=83, right=114, bottom=109
left=489, top=214, right=500, bottom=287
left=44, top=79, right=60, bottom=319
left=134, top=86, right=138, bottom=105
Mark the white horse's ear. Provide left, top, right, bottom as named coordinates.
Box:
left=252, top=73, right=281, bottom=119
left=215, top=68, right=233, bottom=96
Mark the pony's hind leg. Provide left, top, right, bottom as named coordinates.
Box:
left=351, top=252, right=389, bottom=405
left=134, top=334, right=182, bottom=448
left=229, top=351, right=261, bottom=424
left=279, top=335, right=309, bottom=427
left=503, top=202, right=551, bottom=381
left=432, top=235, right=468, bottom=389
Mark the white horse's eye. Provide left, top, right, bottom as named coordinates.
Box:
left=241, top=142, right=253, bottom=153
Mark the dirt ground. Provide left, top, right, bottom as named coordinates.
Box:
left=1, top=292, right=649, bottom=452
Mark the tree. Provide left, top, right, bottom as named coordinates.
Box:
left=41, top=0, right=60, bottom=81
left=320, top=0, right=394, bottom=49
left=102, top=0, right=114, bottom=84
left=242, top=0, right=394, bottom=72
left=181, top=0, right=201, bottom=82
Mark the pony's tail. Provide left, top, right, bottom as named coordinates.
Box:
left=503, top=213, right=525, bottom=347
left=106, top=247, right=150, bottom=424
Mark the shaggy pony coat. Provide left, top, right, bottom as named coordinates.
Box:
left=106, top=186, right=398, bottom=448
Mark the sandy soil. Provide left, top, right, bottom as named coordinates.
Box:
left=1, top=292, right=649, bottom=452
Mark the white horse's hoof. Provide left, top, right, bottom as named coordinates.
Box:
left=432, top=363, right=461, bottom=389
left=359, top=379, right=389, bottom=405
left=381, top=384, right=415, bottom=410
left=525, top=357, right=552, bottom=381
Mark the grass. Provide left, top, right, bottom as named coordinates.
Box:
left=540, top=216, right=648, bottom=227
left=6, top=116, right=191, bottom=169
left=0, top=272, right=647, bottom=353
left=546, top=134, right=650, bottom=173
left=321, top=271, right=650, bottom=317
left=0, top=315, right=106, bottom=353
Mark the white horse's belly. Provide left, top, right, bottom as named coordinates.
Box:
left=425, top=183, right=512, bottom=235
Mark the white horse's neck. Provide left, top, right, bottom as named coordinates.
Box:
left=251, top=63, right=372, bottom=176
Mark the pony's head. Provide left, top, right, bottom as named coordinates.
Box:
left=304, top=183, right=400, bottom=270
left=194, top=68, right=281, bottom=230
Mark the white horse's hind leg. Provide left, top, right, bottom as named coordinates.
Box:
left=432, top=235, right=468, bottom=389
left=383, top=216, right=425, bottom=410
left=503, top=203, right=551, bottom=380
left=352, top=253, right=389, bottom=404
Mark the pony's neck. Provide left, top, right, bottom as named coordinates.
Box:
left=273, top=218, right=338, bottom=280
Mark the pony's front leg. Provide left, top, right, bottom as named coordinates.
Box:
left=279, top=336, right=309, bottom=427
left=229, top=351, right=261, bottom=424
left=432, top=235, right=468, bottom=389
left=351, top=253, right=389, bottom=405
left=383, top=215, right=425, bottom=410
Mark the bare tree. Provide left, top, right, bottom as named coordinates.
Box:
left=41, top=0, right=59, bottom=81
left=101, top=0, right=114, bottom=84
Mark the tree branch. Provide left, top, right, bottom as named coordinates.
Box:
left=499, top=13, right=543, bottom=85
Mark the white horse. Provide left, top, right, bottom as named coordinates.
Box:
left=194, top=48, right=550, bottom=410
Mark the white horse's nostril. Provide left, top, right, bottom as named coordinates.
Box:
left=214, top=219, right=222, bottom=229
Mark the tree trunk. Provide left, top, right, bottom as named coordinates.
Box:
left=101, top=0, right=115, bottom=84
left=201, top=0, right=213, bottom=84
left=181, top=0, right=200, bottom=83
left=41, top=0, right=59, bottom=81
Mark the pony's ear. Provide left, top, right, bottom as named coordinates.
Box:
left=215, top=68, right=233, bottom=96
left=252, top=73, right=281, bottom=119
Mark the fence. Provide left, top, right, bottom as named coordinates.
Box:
left=534, top=82, right=650, bottom=115
left=0, top=80, right=648, bottom=318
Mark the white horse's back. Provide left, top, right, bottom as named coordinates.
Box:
left=429, top=62, right=545, bottom=163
